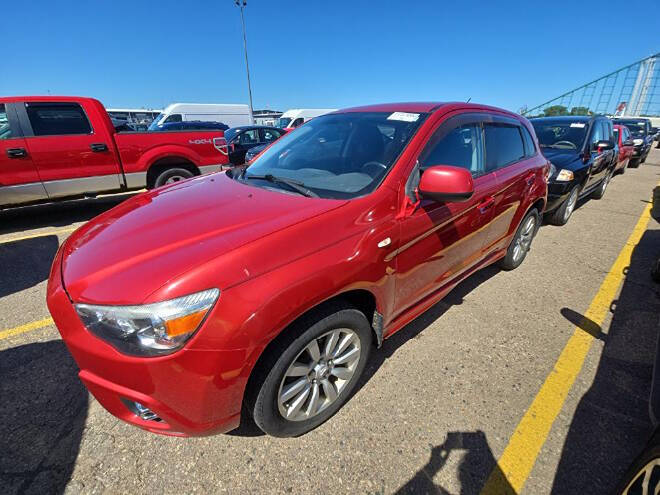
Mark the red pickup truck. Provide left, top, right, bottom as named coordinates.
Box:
left=0, top=96, right=230, bottom=208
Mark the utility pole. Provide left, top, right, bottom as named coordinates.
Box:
left=235, top=0, right=254, bottom=123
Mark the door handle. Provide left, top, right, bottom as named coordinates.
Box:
left=90, top=143, right=108, bottom=152
left=478, top=196, right=495, bottom=214
left=6, top=147, right=27, bottom=158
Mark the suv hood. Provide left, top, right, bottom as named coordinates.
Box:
left=542, top=148, right=582, bottom=170
left=61, top=173, right=347, bottom=304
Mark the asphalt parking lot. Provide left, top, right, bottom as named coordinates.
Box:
left=1, top=151, right=660, bottom=494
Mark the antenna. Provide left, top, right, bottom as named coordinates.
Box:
left=466, top=97, right=471, bottom=103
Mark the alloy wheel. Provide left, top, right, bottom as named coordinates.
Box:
left=564, top=187, right=578, bottom=222
left=512, top=215, right=536, bottom=263
left=621, top=459, right=660, bottom=494
left=165, top=175, right=187, bottom=184
left=277, top=329, right=361, bottom=422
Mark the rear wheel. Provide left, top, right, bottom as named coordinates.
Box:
left=153, top=167, right=195, bottom=188
left=547, top=186, right=579, bottom=226
left=499, top=208, right=539, bottom=271
left=247, top=304, right=372, bottom=437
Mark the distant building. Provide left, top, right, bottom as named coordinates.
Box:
left=253, top=109, right=283, bottom=126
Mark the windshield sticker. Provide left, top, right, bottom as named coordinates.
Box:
left=570, top=123, right=586, bottom=128
left=387, top=112, right=420, bottom=122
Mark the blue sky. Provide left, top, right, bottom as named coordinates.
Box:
left=3, top=0, right=659, bottom=112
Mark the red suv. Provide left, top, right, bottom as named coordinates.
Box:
left=47, top=103, right=548, bottom=437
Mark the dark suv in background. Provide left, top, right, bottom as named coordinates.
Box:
left=612, top=117, right=653, bottom=167
left=531, top=115, right=617, bottom=225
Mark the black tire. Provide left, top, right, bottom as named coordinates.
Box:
left=499, top=208, right=540, bottom=271
left=591, top=169, right=613, bottom=200
left=547, top=186, right=579, bottom=226
left=152, top=167, right=194, bottom=188
left=246, top=303, right=372, bottom=437
left=629, top=158, right=641, bottom=168
left=615, top=430, right=660, bottom=494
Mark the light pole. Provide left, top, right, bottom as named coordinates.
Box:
left=235, top=0, right=254, bottom=123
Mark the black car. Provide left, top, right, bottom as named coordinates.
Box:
left=244, top=143, right=268, bottom=163
left=225, top=125, right=285, bottom=165
left=148, top=120, right=229, bottom=132
left=612, top=118, right=653, bottom=166
left=530, top=116, right=617, bottom=225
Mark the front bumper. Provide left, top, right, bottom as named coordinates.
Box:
left=546, top=180, right=575, bottom=212
left=46, top=249, right=246, bottom=437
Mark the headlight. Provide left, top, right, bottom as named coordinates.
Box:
left=555, top=169, right=574, bottom=182
left=633, top=138, right=643, bottom=145
left=75, top=288, right=219, bottom=357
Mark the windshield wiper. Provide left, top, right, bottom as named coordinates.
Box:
left=243, top=173, right=319, bottom=198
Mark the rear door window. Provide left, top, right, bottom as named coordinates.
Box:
left=484, top=124, right=525, bottom=171
left=25, top=103, right=92, bottom=136
left=521, top=126, right=536, bottom=157
left=261, top=128, right=282, bottom=143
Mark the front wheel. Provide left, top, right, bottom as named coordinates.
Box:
left=499, top=208, right=539, bottom=271
left=247, top=305, right=372, bottom=437
left=591, top=169, right=613, bottom=200
left=547, top=185, right=579, bottom=226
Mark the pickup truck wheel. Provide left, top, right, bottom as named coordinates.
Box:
left=547, top=186, right=579, bottom=226
left=153, top=167, right=194, bottom=188
left=499, top=208, right=539, bottom=271
left=247, top=304, right=372, bottom=437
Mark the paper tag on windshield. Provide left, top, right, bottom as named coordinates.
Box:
left=387, top=112, right=420, bottom=122
left=570, top=123, right=586, bottom=128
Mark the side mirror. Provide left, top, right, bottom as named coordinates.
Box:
left=623, top=139, right=635, bottom=147
left=418, top=165, right=474, bottom=203
left=593, top=140, right=614, bottom=151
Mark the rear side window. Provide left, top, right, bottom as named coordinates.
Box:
left=26, top=103, right=92, bottom=136
left=521, top=126, right=536, bottom=157
left=0, top=104, right=14, bottom=140
left=419, top=123, right=484, bottom=176
left=262, top=128, right=281, bottom=142
left=484, top=124, right=525, bottom=171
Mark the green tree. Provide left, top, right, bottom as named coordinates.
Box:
left=543, top=105, right=569, bottom=116
left=570, top=106, right=591, bottom=116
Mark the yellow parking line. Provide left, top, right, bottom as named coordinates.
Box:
left=0, top=226, right=78, bottom=245
left=481, top=199, right=655, bottom=494
left=0, top=317, right=54, bottom=340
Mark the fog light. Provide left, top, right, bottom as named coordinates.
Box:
left=122, top=399, right=162, bottom=422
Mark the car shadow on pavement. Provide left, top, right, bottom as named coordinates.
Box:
left=551, top=227, right=660, bottom=493
left=0, top=341, right=88, bottom=494
left=0, top=235, right=60, bottom=298
left=395, top=430, right=514, bottom=495
left=0, top=193, right=135, bottom=236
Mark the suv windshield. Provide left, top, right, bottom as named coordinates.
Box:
left=236, top=111, right=428, bottom=199
left=531, top=120, right=588, bottom=150
left=614, top=120, right=646, bottom=137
